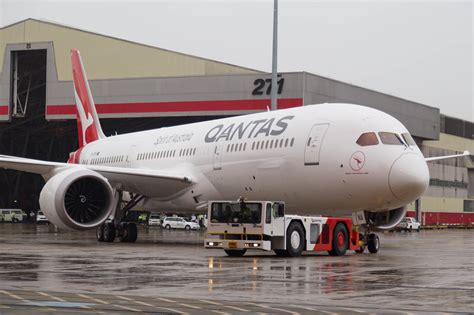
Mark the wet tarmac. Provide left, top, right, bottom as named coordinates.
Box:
left=0, top=224, right=472, bottom=314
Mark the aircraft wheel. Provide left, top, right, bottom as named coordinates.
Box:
left=224, top=249, right=246, bottom=257
left=126, top=223, right=138, bottom=243
left=96, top=224, right=105, bottom=242
left=328, top=223, right=349, bottom=256
left=103, top=223, right=116, bottom=243
left=367, top=233, right=380, bottom=254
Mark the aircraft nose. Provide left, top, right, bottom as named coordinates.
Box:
left=389, top=153, right=429, bottom=202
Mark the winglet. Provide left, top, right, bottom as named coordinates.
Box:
left=70, top=49, right=105, bottom=148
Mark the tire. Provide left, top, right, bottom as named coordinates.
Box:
left=224, top=249, right=246, bottom=257
left=103, top=223, right=116, bottom=243
left=96, top=224, right=105, bottom=242
left=12, top=218, right=18, bottom=223
left=119, top=223, right=129, bottom=243
left=185, top=225, right=191, bottom=231
left=367, top=233, right=380, bottom=254
left=126, top=223, right=138, bottom=243
left=165, top=224, right=171, bottom=230
left=417, top=227, right=421, bottom=232
left=328, top=223, right=349, bottom=256
left=284, top=221, right=305, bottom=257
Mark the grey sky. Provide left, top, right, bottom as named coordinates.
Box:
left=1, top=0, right=472, bottom=121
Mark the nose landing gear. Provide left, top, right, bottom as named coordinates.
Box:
left=355, top=231, right=380, bottom=254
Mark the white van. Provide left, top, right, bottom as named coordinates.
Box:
left=0, top=209, right=25, bottom=222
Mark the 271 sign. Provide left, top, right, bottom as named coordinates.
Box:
left=252, top=75, right=285, bottom=96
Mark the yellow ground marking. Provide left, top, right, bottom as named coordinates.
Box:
left=117, top=295, right=189, bottom=315
left=200, top=299, right=250, bottom=312
left=77, top=293, right=109, bottom=305
left=247, top=302, right=300, bottom=315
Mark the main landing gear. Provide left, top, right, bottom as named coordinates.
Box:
left=96, top=192, right=144, bottom=243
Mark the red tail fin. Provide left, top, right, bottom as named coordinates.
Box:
left=70, top=49, right=105, bottom=148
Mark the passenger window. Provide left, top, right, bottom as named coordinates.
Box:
left=356, top=132, right=379, bottom=146
left=378, top=132, right=404, bottom=145
left=402, top=133, right=417, bottom=146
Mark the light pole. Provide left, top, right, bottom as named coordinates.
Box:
left=270, top=0, right=278, bottom=111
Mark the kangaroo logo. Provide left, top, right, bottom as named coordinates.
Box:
left=350, top=151, right=366, bottom=171
left=74, top=89, right=95, bottom=146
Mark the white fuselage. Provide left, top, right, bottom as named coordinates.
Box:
left=75, top=103, right=429, bottom=216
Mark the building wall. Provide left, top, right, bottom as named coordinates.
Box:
left=408, top=132, right=474, bottom=225
left=0, top=19, right=260, bottom=81
left=302, top=73, right=440, bottom=140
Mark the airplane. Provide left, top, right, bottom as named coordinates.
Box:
left=0, top=49, right=469, bottom=249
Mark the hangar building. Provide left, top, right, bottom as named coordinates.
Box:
left=0, top=19, right=472, bottom=225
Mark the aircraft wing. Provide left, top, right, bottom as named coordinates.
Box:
left=0, top=155, right=193, bottom=198
left=425, top=150, right=470, bottom=162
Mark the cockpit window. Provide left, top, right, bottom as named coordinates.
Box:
left=356, top=132, right=379, bottom=146
left=401, top=133, right=417, bottom=146
left=378, top=132, right=405, bottom=145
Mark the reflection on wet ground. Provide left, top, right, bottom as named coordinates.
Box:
left=0, top=224, right=472, bottom=314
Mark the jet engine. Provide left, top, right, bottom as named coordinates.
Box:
left=39, top=168, right=115, bottom=230
left=365, top=206, right=407, bottom=231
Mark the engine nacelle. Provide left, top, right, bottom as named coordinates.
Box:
left=39, top=168, right=115, bottom=230
left=365, top=206, right=407, bottom=231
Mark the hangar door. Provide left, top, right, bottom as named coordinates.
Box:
left=304, top=123, right=329, bottom=166
left=10, top=49, right=47, bottom=118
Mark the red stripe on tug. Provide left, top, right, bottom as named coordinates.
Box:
left=313, top=217, right=360, bottom=252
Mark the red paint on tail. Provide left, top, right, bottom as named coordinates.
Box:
left=70, top=49, right=102, bottom=148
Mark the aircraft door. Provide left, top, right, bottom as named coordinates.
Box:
left=304, top=123, right=329, bottom=166
left=126, top=145, right=137, bottom=167
left=213, top=145, right=223, bottom=170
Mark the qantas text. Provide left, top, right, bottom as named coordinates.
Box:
left=205, top=116, right=294, bottom=143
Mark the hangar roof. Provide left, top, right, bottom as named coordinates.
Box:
left=0, top=19, right=262, bottom=81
